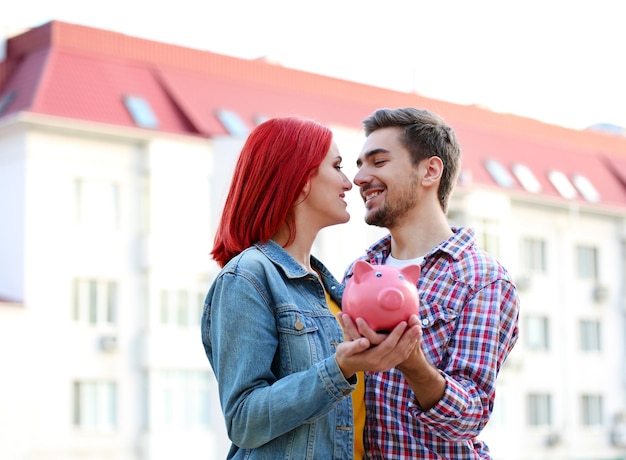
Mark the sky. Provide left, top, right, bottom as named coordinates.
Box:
left=3, top=0, right=626, bottom=132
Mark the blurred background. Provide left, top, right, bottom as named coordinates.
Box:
left=1, top=1, right=626, bottom=459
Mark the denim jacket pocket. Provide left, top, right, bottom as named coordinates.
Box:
left=276, top=307, right=321, bottom=374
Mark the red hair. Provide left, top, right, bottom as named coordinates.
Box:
left=211, top=117, right=332, bottom=267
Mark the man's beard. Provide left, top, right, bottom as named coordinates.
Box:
left=365, top=175, right=420, bottom=228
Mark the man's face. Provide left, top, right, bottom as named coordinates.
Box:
left=354, top=127, right=421, bottom=229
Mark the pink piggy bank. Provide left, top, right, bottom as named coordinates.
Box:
left=343, top=260, right=421, bottom=332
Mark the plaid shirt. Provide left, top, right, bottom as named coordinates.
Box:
left=343, top=227, right=520, bottom=459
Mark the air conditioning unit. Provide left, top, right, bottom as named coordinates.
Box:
left=611, top=411, right=626, bottom=448
left=99, top=334, right=118, bottom=352
left=544, top=431, right=561, bottom=448
left=592, top=284, right=608, bottom=303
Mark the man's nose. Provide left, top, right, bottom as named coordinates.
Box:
left=353, top=168, right=369, bottom=186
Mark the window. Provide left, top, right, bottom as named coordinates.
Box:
left=159, top=288, right=203, bottom=328
left=581, top=394, right=603, bottom=426
left=548, top=170, right=577, bottom=199
left=580, top=319, right=602, bottom=352
left=576, top=245, right=598, bottom=279
left=521, top=237, right=547, bottom=273
left=216, top=109, right=250, bottom=136
left=73, top=381, right=117, bottom=429
left=73, top=279, right=118, bottom=325
left=150, top=370, right=212, bottom=429
left=75, top=179, right=120, bottom=230
left=123, top=95, right=159, bottom=129
left=489, top=393, right=507, bottom=426
left=176, top=291, right=189, bottom=326
left=0, top=90, right=16, bottom=116
left=525, top=316, right=549, bottom=350
left=197, top=292, right=205, bottom=325
left=485, top=159, right=515, bottom=188
left=572, top=175, right=600, bottom=203
left=160, top=291, right=170, bottom=324
left=527, top=393, right=552, bottom=426
left=512, top=163, right=542, bottom=193
left=474, top=217, right=500, bottom=258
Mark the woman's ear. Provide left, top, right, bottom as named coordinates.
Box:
left=294, top=180, right=311, bottom=206
left=422, top=156, right=444, bottom=186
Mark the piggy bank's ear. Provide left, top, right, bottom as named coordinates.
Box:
left=401, top=264, right=421, bottom=285
left=352, top=260, right=373, bottom=284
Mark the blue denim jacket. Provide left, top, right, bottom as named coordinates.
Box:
left=201, top=240, right=356, bottom=459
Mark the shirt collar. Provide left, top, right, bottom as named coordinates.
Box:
left=365, top=226, right=476, bottom=263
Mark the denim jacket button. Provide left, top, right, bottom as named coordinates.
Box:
left=342, top=389, right=351, bottom=395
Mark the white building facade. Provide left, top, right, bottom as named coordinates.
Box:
left=0, top=113, right=231, bottom=459
left=451, top=189, right=626, bottom=459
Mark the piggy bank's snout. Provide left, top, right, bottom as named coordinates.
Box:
left=378, top=288, right=405, bottom=310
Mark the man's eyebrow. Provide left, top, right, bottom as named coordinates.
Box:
left=356, top=148, right=389, bottom=167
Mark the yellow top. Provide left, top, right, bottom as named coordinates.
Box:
left=325, top=289, right=365, bottom=460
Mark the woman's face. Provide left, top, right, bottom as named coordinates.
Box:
left=302, top=142, right=353, bottom=228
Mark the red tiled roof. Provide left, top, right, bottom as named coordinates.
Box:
left=454, top=122, right=626, bottom=206
left=35, top=50, right=196, bottom=132
left=2, top=20, right=626, bottom=209
left=602, top=156, right=626, bottom=193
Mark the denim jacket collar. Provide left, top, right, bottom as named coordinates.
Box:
left=255, top=240, right=345, bottom=301
left=255, top=240, right=309, bottom=279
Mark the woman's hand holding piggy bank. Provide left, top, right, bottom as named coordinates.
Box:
left=342, top=260, right=421, bottom=333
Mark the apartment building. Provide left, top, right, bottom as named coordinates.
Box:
left=1, top=20, right=626, bottom=460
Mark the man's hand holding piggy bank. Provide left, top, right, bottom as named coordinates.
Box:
left=343, top=260, right=421, bottom=333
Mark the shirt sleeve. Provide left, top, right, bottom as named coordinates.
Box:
left=409, top=278, right=520, bottom=440
left=203, top=270, right=356, bottom=449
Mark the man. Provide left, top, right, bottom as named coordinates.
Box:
left=338, top=107, right=520, bottom=458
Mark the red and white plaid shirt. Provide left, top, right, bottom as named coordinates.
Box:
left=344, top=227, right=520, bottom=459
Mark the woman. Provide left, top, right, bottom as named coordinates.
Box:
left=201, top=117, right=418, bottom=459
left=202, top=117, right=363, bottom=459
